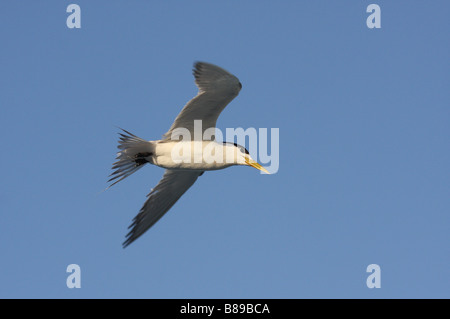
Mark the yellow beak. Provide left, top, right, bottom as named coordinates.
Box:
left=244, top=157, right=270, bottom=174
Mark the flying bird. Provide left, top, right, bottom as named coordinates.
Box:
left=109, top=62, right=269, bottom=247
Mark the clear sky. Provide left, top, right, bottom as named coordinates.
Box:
left=1, top=1, right=448, bottom=298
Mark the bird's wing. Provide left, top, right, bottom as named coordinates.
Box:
left=123, top=169, right=203, bottom=247
left=163, top=62, right=242, bottom=140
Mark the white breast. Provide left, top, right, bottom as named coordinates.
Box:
left=153, top=141, right=237, bottom=170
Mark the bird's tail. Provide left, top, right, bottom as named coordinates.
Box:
left=108, top=128, right=155, bottom=188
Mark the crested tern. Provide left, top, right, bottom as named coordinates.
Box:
left=109, top=62, right=269, bottom=247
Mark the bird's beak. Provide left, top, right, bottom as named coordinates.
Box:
left=244, top=157, right=270, bottom=174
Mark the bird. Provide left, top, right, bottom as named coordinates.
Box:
left=109, top=62, right=269, bottom=247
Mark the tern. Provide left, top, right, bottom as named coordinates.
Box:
left=109, top=62, right=269, bottom=247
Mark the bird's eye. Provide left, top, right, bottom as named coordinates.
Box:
left=239, top=146, right=249, bottom=155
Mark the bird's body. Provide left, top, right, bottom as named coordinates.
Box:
left=153, top=140, right=243, bottom=170
left=109, top=62, right=268, bottom=247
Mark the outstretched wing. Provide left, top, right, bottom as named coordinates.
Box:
left=123, top=170, right=203, bottom=247
left=163, top=62, right=242, bottom=140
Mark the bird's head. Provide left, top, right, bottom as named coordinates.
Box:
left=223, top=142, right=269, bottom=174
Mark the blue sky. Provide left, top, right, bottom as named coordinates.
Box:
left=0, top=1, right=448, bottom=298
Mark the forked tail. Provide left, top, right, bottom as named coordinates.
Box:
left=108, top=128, right=154, bottom=188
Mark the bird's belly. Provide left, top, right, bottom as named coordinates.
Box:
left=153, top=141, right=235, bottom=170
left=154, top=155, right=232, bottom=171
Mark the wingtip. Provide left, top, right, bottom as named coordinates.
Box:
left=122, top=233, right=134, bottom=248
left=193, top=60, right=204, bottom=68
left=193, top=61, right=204, bottom=78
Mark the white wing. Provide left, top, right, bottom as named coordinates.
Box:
left=123, top=170, right=203, bottom=247
left=163, top=62, right=242, bottom=140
